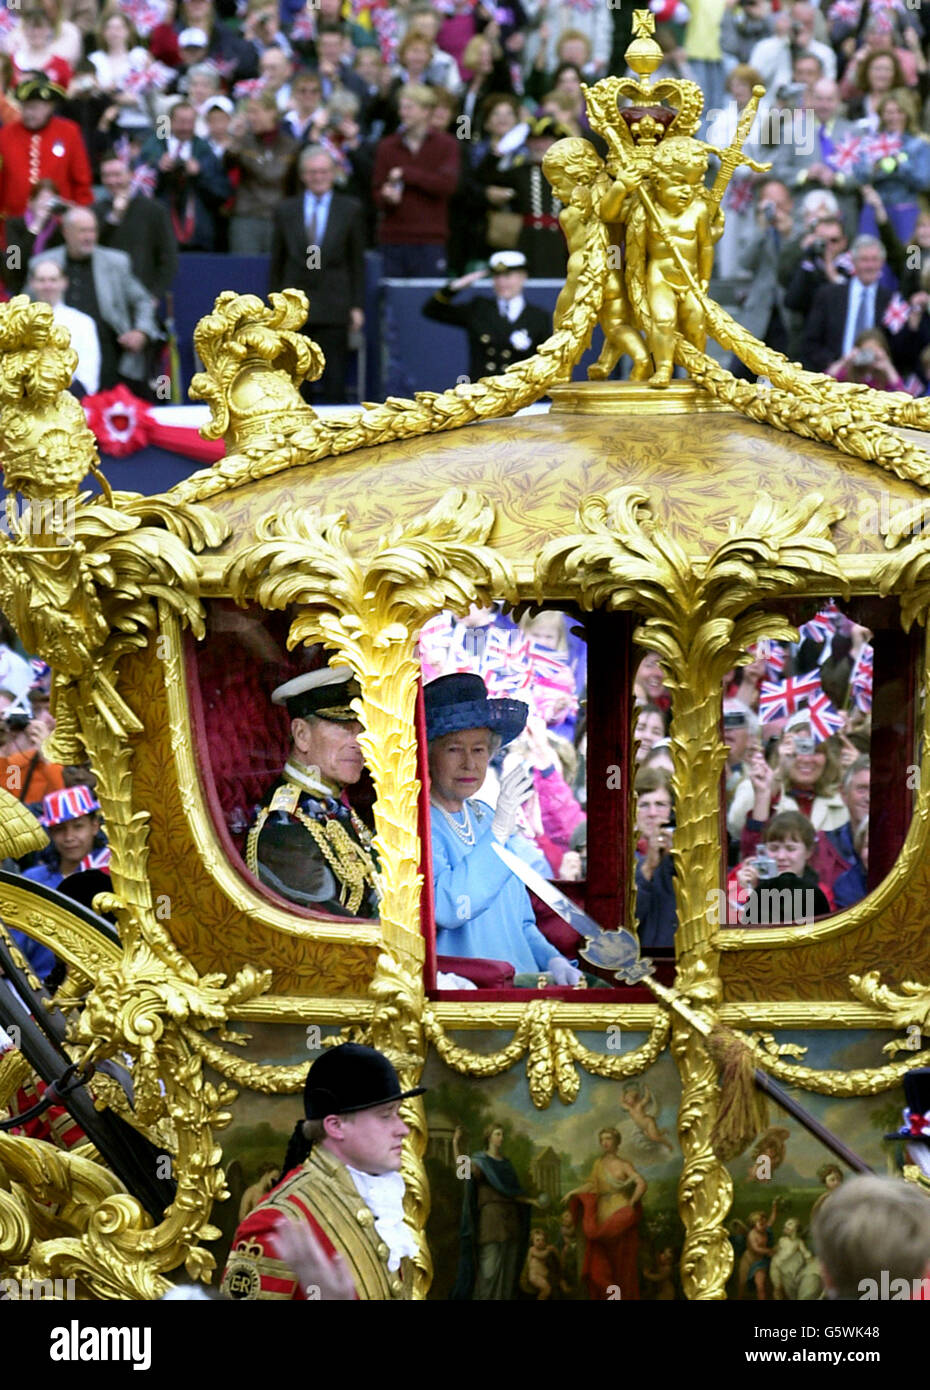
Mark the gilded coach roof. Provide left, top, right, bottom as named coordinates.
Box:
left=178, top=387, right=930, bottom=568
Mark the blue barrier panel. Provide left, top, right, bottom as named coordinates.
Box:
left=173, top=254, right=272, bottom=397
left=172, top=251, right=385, bottom=401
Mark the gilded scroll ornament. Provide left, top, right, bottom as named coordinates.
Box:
left=423, top=1003, right=671, bottom=1107
left=227, top=487, right=523, bottom=1297
left=745, top=1035, right=930, bottom=1096
left=850, top=971, right=930, bottom=1053
left=190, top=289, right=321, bottom=452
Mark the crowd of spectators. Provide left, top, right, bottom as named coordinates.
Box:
left=716, top=0, right=930, bottom=390
left=630, top=600, right=876, bottom=940
left=0, top=617, right=109, bottom=983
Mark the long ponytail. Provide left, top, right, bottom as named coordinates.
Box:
left=282, top=1119, right=312, bottom=1176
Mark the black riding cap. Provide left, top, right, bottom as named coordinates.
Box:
left=304, top=1042, right=426, bottom=1120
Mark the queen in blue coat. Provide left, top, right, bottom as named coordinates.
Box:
left=425, top=672, right=582, bottom=986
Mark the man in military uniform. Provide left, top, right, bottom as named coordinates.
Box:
left=421, top=250, right=552, bottom=383
left=221, top=1043, right=424, bottom=1301
left=245, top=665, right=379, bottom=917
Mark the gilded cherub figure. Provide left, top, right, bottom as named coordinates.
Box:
left=542, top=138, right=651, bottom=382
left=625, top=135, right=723, bottom=388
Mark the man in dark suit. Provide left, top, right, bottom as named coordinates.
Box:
left=94, top=155, right=178, bottom=300
left=270, top=145, right=365, bottom=404
left=137, top=102, right=231, bottom=253
left=421, top=250, right=552, bottom=382
left=799, top=236, right=892, bottom=374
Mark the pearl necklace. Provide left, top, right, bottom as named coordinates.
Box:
left=432, top=799, right=476, bottom=847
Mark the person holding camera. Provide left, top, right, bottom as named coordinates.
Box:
left=0, top=679, right=65, bottom=808
left=730, top=810, right=832, bottom=925
left=782, top=213, right=849, bottom=351
left=729, top=179, right=795, bottom=376
left=729, top=715, right=849, bottom=852
left=0, top=179, right=66, bottom=295
left=828, top=326, right=905, bottom=390
left=748, top=2, right=836, bottom=95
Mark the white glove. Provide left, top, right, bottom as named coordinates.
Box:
left=492, top=763, right=534, bottom=844
left=548, top=955, right=583, bottom=986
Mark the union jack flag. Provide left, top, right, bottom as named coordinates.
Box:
left=829, top=135, right=863, bottom=174
left=883, top=293, right=911, bottom=334
left=851, top=644, right=874, bottom=712
left=828, top=0, right=861, bottom=19
left=806, top=690, right=845, bottom=742
left=129, top=164, right=157, bottom=199
left=726, top=177, right=755, bottom=214
left=290, top=10, right=316, bottom=41
left=79, top=846, right=111, bottom=873
left=759, top=669, right=823, bottom=723
left=868, top=0, right=899, bottom=20
left=800, top=603, right=839, bottom=645
left=0, top=6, right=16, bottom=40
left=30, top=658, right=50, bottom=683
left=121, top=0, right=167, bottom=36
left=232, top=78, right=268, bottom=101
left=527, top=641, right=577, bottom=723
left=371, top=6, right=401, bottom=63
left=866, top=132, right=902, bottom=164
left=123, top=61, right=176, bottom=96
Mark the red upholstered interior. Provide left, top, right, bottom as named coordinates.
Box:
left=189, top=606, right=310, bottom=852
left=189, top=605, right=377, bottom=856
left=195, top=649, right=291, bottom=847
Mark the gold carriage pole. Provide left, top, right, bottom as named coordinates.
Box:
left=647, top=980, right=873, bottom=1172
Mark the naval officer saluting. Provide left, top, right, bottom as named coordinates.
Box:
left=421, top=250, right=552, bottom=382
left=246, top=664, right=379, bottom=917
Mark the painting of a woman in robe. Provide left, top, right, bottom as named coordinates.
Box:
left=565, top=1127, right=647, bottom=1299
left=451, top=1122, right=535, bottom=1300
